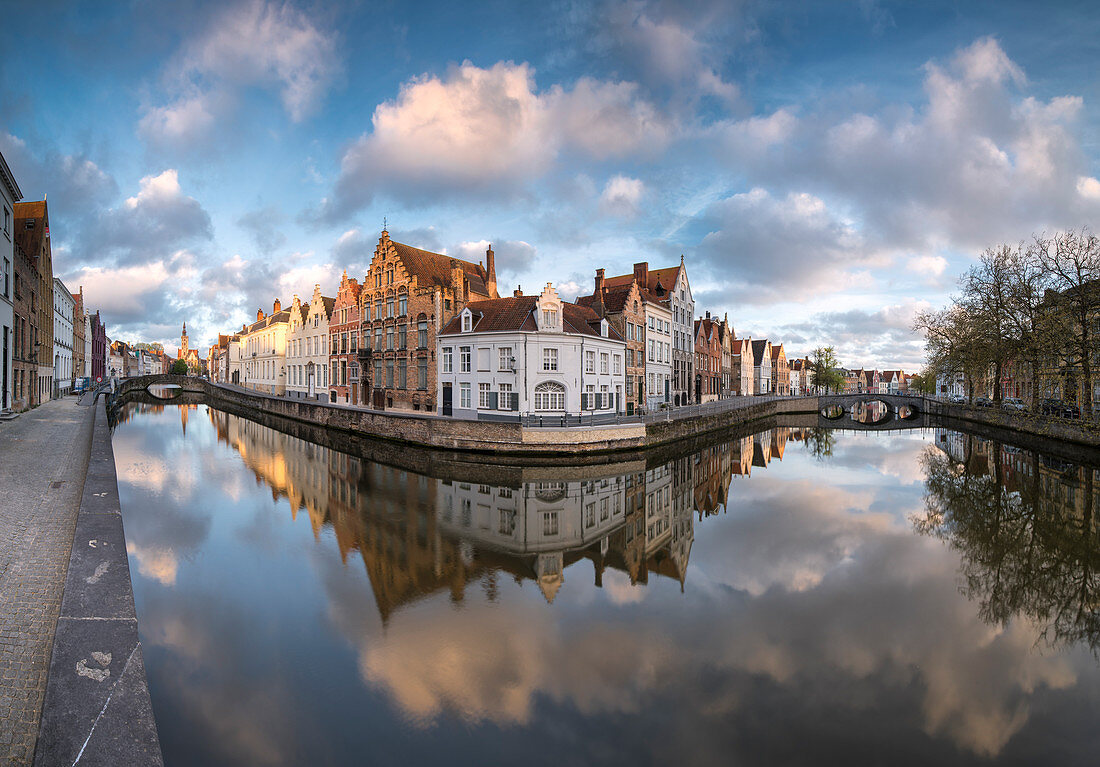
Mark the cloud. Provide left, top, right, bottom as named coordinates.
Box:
left=140, top=0, right=339, bottom=150
left=694, top=187, right=883, bottom=303
left=322, top=61, right=670, bottom=219
left=95, top=170, right=213, bottom=265
left=454, top=238, right=537, bottom=277
left=237, top=204, right=287, bottom=253
left=716, top=37, right=1100, bottom=254
left=599, top=175, right=645, bottom=218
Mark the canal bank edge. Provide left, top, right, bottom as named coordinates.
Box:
left=33, top=397, right=163, bottom=767
left=113, top=375, right=823, bottom=455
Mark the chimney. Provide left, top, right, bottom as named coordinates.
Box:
left=257, top=308, right=265, bottom=321
left=705, top=311, right=711, bottom=321
left=513, top=287, right=523, bottom=297
left=486, top=245, right=497, bottom=298
left=633, top=262, right=648, bottom=286
left=594, top=268, right=605, bottom=294
left=273, top=298, right=281, bottom=313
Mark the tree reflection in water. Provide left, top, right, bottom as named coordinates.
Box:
left=916, top=430, right=1100, bottom=652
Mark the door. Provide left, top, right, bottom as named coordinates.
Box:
left=307, top=366, right=315, bottom=398
left=442, top=383, right=453, bottom=416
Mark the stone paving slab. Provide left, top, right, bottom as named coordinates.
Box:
left=0, top=398, right=94, bottom=766
left=31, top=399, right=162, bottom=767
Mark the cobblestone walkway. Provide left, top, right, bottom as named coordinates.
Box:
left=0, top=398, right=94, bottom=765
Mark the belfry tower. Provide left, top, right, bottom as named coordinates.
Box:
left=181, top=323, right=189, bottom=359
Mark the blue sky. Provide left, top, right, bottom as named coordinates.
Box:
left=3, top=0, right=1099, bottom=370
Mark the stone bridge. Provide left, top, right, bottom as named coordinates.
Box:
left=814, top=392, right=930, bottom=429
left=114, top=374, right=211, bottom=400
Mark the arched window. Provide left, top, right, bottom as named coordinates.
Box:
left=534, top=381, right=566, bottom=411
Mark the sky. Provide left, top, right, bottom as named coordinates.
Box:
left=3, top=0, right=1099, bottom=370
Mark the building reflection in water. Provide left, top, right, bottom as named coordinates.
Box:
left=198, top=405, right=804, bottom=620
left=919, top=428, right=1100, bottom=652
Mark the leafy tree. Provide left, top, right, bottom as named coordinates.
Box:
left=907, top=371, right=936, bottom=395
left=810, top=346, right=845, bottom=393
left=170, top=359, right=188, bottom=375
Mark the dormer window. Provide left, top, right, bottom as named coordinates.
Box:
left=601, top=318, right=609, bottom=337
left=543, top=309, right=557, bottom=327
left=461, top=311, right=473, bottom=332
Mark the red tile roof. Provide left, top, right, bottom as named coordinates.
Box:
left=440, top=296, right=624, bottom=340
left=391, top=240, right=494, bottom=298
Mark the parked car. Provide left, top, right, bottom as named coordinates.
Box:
left=975, top=397, right=993, bottom=408
left=1001, top=397, right=1027, bottom=412
left=949, top=394, right=966, bottom=404
left=1039, top=398, right=1081, bottom=419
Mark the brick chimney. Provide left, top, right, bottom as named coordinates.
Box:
left=594, top=268, right=605, bottom=294
left=513, top=286, right=523, bottom=297
left=705, top=310, right=711, bottom=321
left=257, top=308, right=265, bottom=322
left=273, top=298, right=281, bottom=313
left=633, top=262, right=648, bottom=286
left=486, top=245, right=497, bottom=298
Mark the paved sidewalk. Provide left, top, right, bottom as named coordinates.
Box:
left=0, top=398, right=94, bottom=765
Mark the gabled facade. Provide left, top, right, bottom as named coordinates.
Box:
left=603, top=259, right=694, bottom=405
left=716, top=315, right=734, bottom=398
left=53, top=277, right=75, bottom=396
left=694, top=313, right=722, bottom=403
left=730, top=337, right=753, bottom=396
left=770, top=344, right=789, bottom=396
left=89, top=311, right=106, bottom=382
left=15, top=200, right=54, bottom=401
left=436, top=283, right=626, bottom=419
left=358, top=230, right=500, bottom=412
left=287, top=284, right=334, bottom=400
left=576, top=270, right=647, bottom=414
left=329, top=273, right=361, bottom=404
left=72, top=287, right=86, bottom=384
left=751, top=340, right=773, bottom=395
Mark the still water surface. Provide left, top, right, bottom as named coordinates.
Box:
left=111, top=403, right=1100, bottom=766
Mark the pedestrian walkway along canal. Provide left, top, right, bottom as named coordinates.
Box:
left=110, top=401, right=1100, bottom=766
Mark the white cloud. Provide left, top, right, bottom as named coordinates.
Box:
left=324, top=61, right=670, bottom=218
left=96, top=170, right=213, bottom=265
left=138, top=91, right=219, bottom=149
left=907, top=254, right=948, bottom=277
left=599, top=174, right=645, bottom=218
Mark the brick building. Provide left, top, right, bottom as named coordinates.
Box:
left=770, top=344, right=789, bottom=395
left=693, top=313, right=722, bottom=402
left=576, top=269, right=647, bottom=414
left=11, top=239, right=37, bottom=410
left=329, top=272, right=361, bottom=404
left=356, top=230, right=499, bottom=412
left=72, top=286, right=86, bottom=383
left=14, top=200, right=54, bottom=402
left=716, top=315, right=734, bottom=398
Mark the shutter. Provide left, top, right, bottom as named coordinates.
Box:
left=581, top=393, right=589, bottom=411
left=488, top=391, right=498, bottom=410
left=511, top=392, right=520, bottom=411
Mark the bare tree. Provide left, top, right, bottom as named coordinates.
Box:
left=1034, top=229, right=1100, bottom=420
left=962, top=245, right=1018, bottom=405
left=914, top=305, right=989, bottom=403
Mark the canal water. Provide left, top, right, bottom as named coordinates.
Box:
left=111, top=402, right=1100, bottom=766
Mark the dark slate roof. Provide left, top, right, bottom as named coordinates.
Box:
left=440, top=296, right=624, bottom=340
left=245, top=309, right=292, bottom=334
left=322, top=296, right=336, bottom=317
left=751, top=340, right=770, bottom=365
left=603, top=265, right=682, bottom=299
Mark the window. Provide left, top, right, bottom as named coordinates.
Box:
left=543, top=308, right=557, bottom=327
left=460, top=383, right=471, bottom=408
left=460, top=346, right=471, bottom=372
left=418, top=359, right=428, bottom=389
left=331, top=362, right=338, bottom=385
left=543, top=347, right=558, bottom=371
left=584, top=503, right=596, bottom=529
left=363, top=303, right=371, bottom=322
left=398, top=359, right=407, bottom=388
left=498, top=510, right=515, bottom=536
left=600, top=353, right=609, bottom=374
left=613, top=354, right=621, bottom=375
left=375, top=271, right=382, bottom=288
left=418, top=320, right=427, bottom=349
left=477, top=347, right=490, bottom=371
left=386, top=327, right=394, bottom=350
left=386, top=359, right=394, bottom=387
left=601, top=384, right=610, bottom=408
left=398, top=294, right=407, bottom=316
left=648, top=339, right=655, bottom=362
left=387, top=267, right=394, bottom=285
left=398, top=325, right=407, bottom=349
left=585, top=384, right=595, bottom=409
left=442, top=347, right=453, bottom=373
left=387, top=296, right=394, bottom=318
left=462, top=313, right=472, bottom=332
left=349, top=331, right=357, bottom=352
left=534, top=381, right=565, bottom=410
left=375, top=326, right=383, bottom=349
left=340, top=360, right=347, bottom=385
left=498, top=383, right=512, bottom=410
left=499, top=347, right=513, bottom=371
left=479, top=383, right=491, bottom=408
left=542, top=512, right=559, bottom=536
left=585, top=350, right=595, bottom=373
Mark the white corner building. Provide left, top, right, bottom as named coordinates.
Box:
left=286, top=285, right=333, bottom=400
left=436, top=283, right=627, bottom=419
